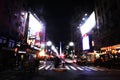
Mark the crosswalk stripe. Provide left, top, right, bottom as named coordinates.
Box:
left=45, top=65, right=51, bottom=70
left=76, top=67, right=83, bottom=70
left=70, top=66, right=77, bottom=70
left=82, top=66, right=92, bottom=71
left=93, top=67, right=104, bottom=71
left=39, top=65, right=106, bottom=71
left=85, top=68, right=91, bottom=71
left=39, top=65, right=46, bottom=70
left=65, top=66, right=70, bottom=70
left=85, top=66, right=98, bottom=71
left=50, top=65, right=54, bottom=70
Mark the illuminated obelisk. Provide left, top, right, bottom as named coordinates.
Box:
left=60, top=41, right=62, bottom=57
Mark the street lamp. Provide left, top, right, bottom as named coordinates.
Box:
left=46, top=41, right=59, bottom=55
left=69, top=42, right=74, bottom=46
left=69, top=42, right=76, bottom=59
left=46, top=41, right=52, bottom=54
left=46, top=41, right=52, bottom=46
left=69, top=42, right=75, bottom=53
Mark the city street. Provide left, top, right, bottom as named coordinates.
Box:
left=1, top=63, right=120, bottom=80
left=0, top=0, right=120, bottom=80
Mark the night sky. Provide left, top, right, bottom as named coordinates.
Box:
left=27, top=0, right=94, bottom=47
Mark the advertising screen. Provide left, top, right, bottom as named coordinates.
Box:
left=80, top=11, right=96, bottom=36
left=29, top=13, right=43, bottom=36
left=27, top=13, right=44, bottom=46
left=82, top=34, right=90, bottom=50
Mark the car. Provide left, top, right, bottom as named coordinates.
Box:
left=76, top=58, right=87, bottom=65
left=76, top=58, right=81, bottom=64
left=64, top=58, right=76, bottom=64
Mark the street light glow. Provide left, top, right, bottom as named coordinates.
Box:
left=46, top=41, right=52, bottom=46
left=69, top=42, right=74, bottom=46
left=85, top=13, right=87, bottom=16
left=51, top=45, right=59, bottom=54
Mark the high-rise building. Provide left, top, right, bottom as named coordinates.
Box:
left=92, top=0, right=120, bottom=50
left=0, top=0, right=28, bottom=70
left=0, top=0, right=46, bottom=70
left=0, top=0, right=28, bottom=48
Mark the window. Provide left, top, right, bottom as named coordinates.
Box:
left=8, top=40, right=15, bottom=48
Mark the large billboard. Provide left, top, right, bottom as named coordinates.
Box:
left=80, top=11, right=96, bottom=36
left=82, top=34, right=90, bottom=50
left=80, top=11, right=96, bottom=51
left=82, top=34, right=92, bottom=51
left=27, top=12, right=44, bottom=47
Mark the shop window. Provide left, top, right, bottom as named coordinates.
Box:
left=8, top=40, right=15, bottom=48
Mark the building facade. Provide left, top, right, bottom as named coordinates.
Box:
left=92, top=0, right=120, bottom=50
left=0, top=0, right=28, bottom=70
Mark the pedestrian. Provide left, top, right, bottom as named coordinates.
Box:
left=34, top=58, right=40, bottom=72
left=62, top=59, right=65, bottom=68
left=54, top=56, right=61, bottom=68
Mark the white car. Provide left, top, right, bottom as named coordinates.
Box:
left=64, top=58, right=76, bottom=64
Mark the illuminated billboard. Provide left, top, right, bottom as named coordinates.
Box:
left=80, top=11, right=96, bottom=36
left=27, top=12, right=44, bottom=47
left=82, top=34, right=90, bottom=50
left=80, top=11, right=96, bottom=51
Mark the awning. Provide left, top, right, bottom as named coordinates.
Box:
left=101, top=44, right=120, bottom=50
left=112, top=44, right=120, bottom=49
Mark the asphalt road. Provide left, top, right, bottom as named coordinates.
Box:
left=1, top=64, right=120, bottom=80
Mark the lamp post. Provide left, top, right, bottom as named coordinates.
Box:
left=46, top=41, right=52, bottom=47
left=44, top=41, right=52, bottom=65
left=69, top=42, right=74, bottom=47
left=46, top=41, right=52, bottom=55
left=69, top=42, right=75, bottom=52
left=69, top=42, right=75, bottom=59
